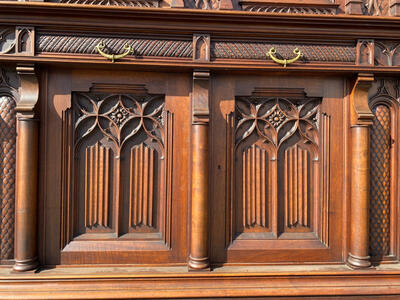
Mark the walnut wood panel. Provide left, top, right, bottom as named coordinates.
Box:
left=210, top=75, right=343, bottom=264
left=41, top=69, right=189, bottom=265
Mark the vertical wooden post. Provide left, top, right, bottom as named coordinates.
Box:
left=347, top=73, right=374, bottom=269
left=13, top=65, right=39, bottom=272
left=189, top=70, right=210, bottom=270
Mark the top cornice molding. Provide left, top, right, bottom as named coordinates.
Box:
left=1, top=2, right=400, bottom=39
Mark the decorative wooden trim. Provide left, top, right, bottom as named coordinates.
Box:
left=189, top=70, right=210, bottom=270
left=240, top=0, right=339, bottom=14
left=55, top=0, right=160, bottom=7
left=37, top=34, right=193, bottom=58
left=13, top=64, right=39, bottom=272
left=3, top=266, right=400, bottom=298
left=212, top=41, right=356, bottom=62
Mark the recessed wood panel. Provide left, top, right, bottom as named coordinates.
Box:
left=53, top=72, right=186, bottom=265
left=232, top=95, right=322, bottom=240
left=210, top=75, right=343, bottom=264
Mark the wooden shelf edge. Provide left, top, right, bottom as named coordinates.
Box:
left=1, top=267, right=400, bottom=299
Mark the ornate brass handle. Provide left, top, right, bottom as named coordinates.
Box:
left=95, top=41, right=132, bottom=63
left=266, top=47, right=303, bottom=67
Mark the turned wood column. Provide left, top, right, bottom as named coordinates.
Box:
left=189, top=70, right=210, bottom=270
left=13, top=65, right=39, bottom=272
left=347, top=73, right=374, bottom=269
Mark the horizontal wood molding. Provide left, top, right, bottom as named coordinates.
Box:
left=2, top=266, right=400, bottom=298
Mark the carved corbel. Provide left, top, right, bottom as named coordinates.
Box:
left=189, top=70, right=210, bottom=270
left=192, top=70, right=210, bottom=124
left=350, top=73, right=374, bottom=126
left=13, top=64, right=39, bottom=271
left=16, top=65, right=39, bottom=118
left=347, top=73, right=374, bottom=269
left=356, top=40, right=374, bottom=66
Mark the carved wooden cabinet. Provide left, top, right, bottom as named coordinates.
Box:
left=1, top=0, right=400, bottom=298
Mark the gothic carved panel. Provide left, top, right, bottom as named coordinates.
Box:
left=0, top=68, right=17, bottom=261
left=0, top=27, right=34, bottom=56
left=61, top=88, right=173, bottom=247
left=227, top=91, right=329, bottom=244
left=368, top=78, right=400, bottom=261
left=375, top=41, right=400, bottom=66
left=357, top=40, right=374, bottom=66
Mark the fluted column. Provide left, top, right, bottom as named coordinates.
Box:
left=13, top=65, right=39, bottom=272
left=347, top=73, right=374, bottom=269
left=189, top=70, right=210, bottom=270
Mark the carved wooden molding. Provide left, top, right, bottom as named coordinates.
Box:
left=0, top=27, right=35, bottom=56
left=240, top=0, right=338, bottom=14
left=212, top=41, right=356, bottom=62
left=55, top=0, right=160, bottom=7
left=350, top=73, right=374, bottom=126
left=37, top=34, right=192, bottom=58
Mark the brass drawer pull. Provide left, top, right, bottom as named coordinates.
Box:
left=266, top=47, right=303, bottom=67
left=95, top=41, right=132, bottom=63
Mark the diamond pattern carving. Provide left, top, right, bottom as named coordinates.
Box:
left=369, top=104, right=391, bottom=257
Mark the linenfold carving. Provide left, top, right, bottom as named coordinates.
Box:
left=227, top=91, right=329, bottom=243
left=61, top=88, right=173, bottom=247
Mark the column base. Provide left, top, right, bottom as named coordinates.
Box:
left=13, top=257, right=39, bottom=272
left=347, top=253, right=371, bottom=269
left=188, top=255, right=210, bottom=271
